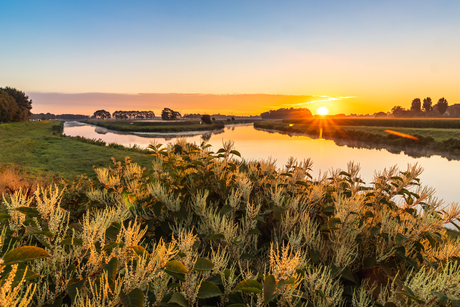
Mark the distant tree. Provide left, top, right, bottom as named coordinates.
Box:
left=391, top=106, right=408, bottom=118
left=92, top=110, right=111, bottom=119
left=410, top=98, right=421, bottom=112
left=374, top=112, right=387, bottom=118
left=0, top=91, right=19, bottom=122
left=422, top=97, right=433, bottom=112
left=260, top=107, right=312, bottom=119
left=0, top=87, right=33, bottom=121
left=435, top=97, right=448, bottom=115
left=161, top=108, right=181, bottom=120
left=201, top=114, right=212, bottom=124
left=231, top=116, right=235, bottom=121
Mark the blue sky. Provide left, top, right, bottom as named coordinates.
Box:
left=2, top=0, right=460, bottom=114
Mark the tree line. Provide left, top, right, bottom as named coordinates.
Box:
left=260, top=107, right=312, bottom=119
left=92, top=108, right=182, bottom=120
left=0, top=87, right=32, bottom=123
left=392, top=97, right=448, bottom=118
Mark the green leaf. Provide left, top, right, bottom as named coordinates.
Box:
left=263, top=275, right=277, bottom=305
left=433, top=291, right=448, bottom=304
left=248, top=229, right=261, bottom=235
left=24, top=226, right=54, bottom=238
left=0, top=213, right=11, bottom=221
left=67, top=278, right=85, bottom=302
left=395, top=233, right=408, bottom=245
left=168, top=292, right=188, bottom=307
left=194, top=257, right=214, bottom=271
left=364, top=211, right=374, bottom=218
left=370, top=225, right=381, bottom=236
left=328, top=217, right=342, bottom=228
left=119, top=288, right=144, bottom=307
left=165, top=260, right=187, bottom=280
left=106, top=222, right=121, bottom=241
left=235, top=279, right=263, bottom=293
left=132, top=246, right=149, bottom=258
left=3, top=246, right=51, bottom=265
left=363, top=257, right=377, bottom=269
left=197, top=281, right=223, bottom=299
left=322, top=206, right=335, bottom=214
left=15, top=207, right=40, bottom=217
left=208, top=233, right=225, bottom=240
left=230, top=150, right=241, bottom=157
left=106, top=257, right=118, bottom=280
left=60, top=237, right=83, bottom=246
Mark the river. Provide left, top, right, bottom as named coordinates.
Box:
left=64, top=121, right=460, bottom=207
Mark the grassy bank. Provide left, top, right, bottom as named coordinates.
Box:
left=255, top=120, right=460, bottom=153
left=83, top=119, right=257, bottom=133
left=284, top=117, right=460, bottom=129
left=0, top=120, right=153, bottom=180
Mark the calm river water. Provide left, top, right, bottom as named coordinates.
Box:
left=64, top=121, right=460, bottom=206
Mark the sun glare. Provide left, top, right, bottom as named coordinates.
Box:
left=317, top=106, right=329, bottom=115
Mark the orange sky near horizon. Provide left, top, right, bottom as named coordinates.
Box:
left=28, top=92, right=406, bottom=116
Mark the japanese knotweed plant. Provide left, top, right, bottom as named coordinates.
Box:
left=1, top=139, right=460, bottom=306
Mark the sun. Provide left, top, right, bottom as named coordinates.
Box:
left=316, top=106, right=329, bottom=115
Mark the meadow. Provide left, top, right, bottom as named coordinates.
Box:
left=0, top=121, right=153, bottom=180
left=1, top=120, right=460, bottom=306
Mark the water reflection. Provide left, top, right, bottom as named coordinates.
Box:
left=64, top=121, right=460, bottom=206
left=254, top=127, right=460, bottom=161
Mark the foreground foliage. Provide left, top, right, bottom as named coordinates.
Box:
left=1, top=140, right=460, bottom=306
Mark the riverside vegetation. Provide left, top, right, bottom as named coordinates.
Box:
left=83, top=119, right=257, bottom=134
left=1, top=123, right=460, bottom=306
left=254, top=119, right=460, bottom=154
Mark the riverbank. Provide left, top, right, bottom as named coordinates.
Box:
left=254, top=120, right=460, bottom=154
left=83, top=118, right=258, bottom=133
left=0, top=120, right=153, bottom=180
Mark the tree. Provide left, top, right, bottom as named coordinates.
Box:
left=201, top=114, right=212, bottom=124
left=0, top=87, right=33, bottom=121
left=436, top=97, right=448, bottom=115
left=410, top=98, right=421, bottom=112
left=161, top=108, right=181, bottom=120
left=0, top=91, right=19, bottom=123
left=92, top=110, right=111, bottom=119
left=422, top=97, right=433, bottom=112
left=260, top=107, right=312, bottom=119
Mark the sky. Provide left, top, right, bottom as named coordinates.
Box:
left=2, top=0, right=460, bottom=115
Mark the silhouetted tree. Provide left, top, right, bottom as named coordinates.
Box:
left=411, top=98, right=421, bottom=112
left=374, top=112, right=387, bottom=118
left=92, top=110, right=111, bottom=119
left=436, top=97, right=448, bottom=115
left=0, top=91, right=19, bottom=122
left=391, top=106, right=409, bottom=118
left=260, top=107, right=312, bottom=119
left=161, top=108, right=181, bottom=120
left=423, top=97, right=433, bottom=112
left=201, top=114, right=212, bottom=124
left=0, top=87, right=32, bottom=121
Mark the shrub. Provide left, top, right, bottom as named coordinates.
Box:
left=1, top=140, right=460, bottom=306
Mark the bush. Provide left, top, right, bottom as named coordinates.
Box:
left=1, top=140, right=460, bottom=306
left=201, top=114, right=212, bottom=124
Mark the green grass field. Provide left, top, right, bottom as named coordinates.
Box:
left=0, top=120, right=153, bottom=180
